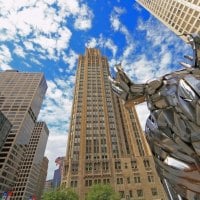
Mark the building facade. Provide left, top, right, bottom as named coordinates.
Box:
left=53, top=168, right=61, bottom=188
left=44, top=180, right=53, bottom=192
left=136, top=0, right=200, bottom=42
left=0, top=70, right=47, bottom=195
left=0, top=111, right=12, bottom=151
left=12, top=122, right=49, bottom=200
left=36, top=157, right=49, bottom=199
left=62, top=49, right=166, bottom=199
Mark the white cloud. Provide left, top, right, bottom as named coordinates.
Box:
left=14, top=45, right=26, bottom=58
left=74, top=4, right=93, bottom=30
left=39, top=75, right=75, bottom=179
left=114, top=6, right=126, bottom=15
left=133, top=2, right=142, bottom=12
left=30, top=57, right=43, bottom=66
left=86, top=38, right=98, bottom=48
left=129, top=54, right=155, bottom=82
left=0, top=0, right=93, bottom=63
left=45, top=134, right=67, bottom=179
left=110, top=7, right=135, bottom=60
left=0, top=45, right=12, bottom=71
left=86, top=35, right=118, bottom=57
left=110, top=15, right=120, bottom=31
left=63, top=49, right=78, bottom=70
left=57, top=0, right=80, bottom=16
left=57, top=0, right=93, bottom=31
left=39, top=75, right=75, bottom=139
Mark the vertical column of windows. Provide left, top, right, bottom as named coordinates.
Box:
left=129, top=110, right=145, bottom=156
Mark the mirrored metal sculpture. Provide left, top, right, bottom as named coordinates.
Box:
left=110, top=34, right=200, bottom=200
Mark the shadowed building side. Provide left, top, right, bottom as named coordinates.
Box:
left=12, top=122, right=49, bottom=200
left=0, top=70, right=47, bottom=194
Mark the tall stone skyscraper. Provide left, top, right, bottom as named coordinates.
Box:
left=0, top=70, right=47, bottom=195
left=12, top=122, right=49, bottom=200
left=136, top=0, right=200, bottom=42
left=62, top=49, right=166, bottom=199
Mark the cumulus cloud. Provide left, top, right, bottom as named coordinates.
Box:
left=0, top=0, right=93, bottom=65
left=45, top=134, right=68, bottom=179
left=74, top=4, right=94, bottom=30
left=39, top=77, right=74, bottom=130
left=0, top=45, right=12, bottom=70
left=86, top=35, right=118, bottom=57
left=14, top=45, right=26, bottom=58
left=38, top=74, right=75, bottom=179
left=63, top=49, right=79, bottom=71
left=110, top=6, right=135, bottom=60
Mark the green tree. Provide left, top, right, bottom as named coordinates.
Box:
left=86, top=184, right=120, bottom=200
left=42, top=188, right=79, bottom=200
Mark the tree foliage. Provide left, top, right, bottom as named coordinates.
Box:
left=86, top=184, right=120, bottom=200
left=42, top=188, right=78, bottom=200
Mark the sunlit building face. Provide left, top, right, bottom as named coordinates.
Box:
left=62, top=49, right=167, bottom=199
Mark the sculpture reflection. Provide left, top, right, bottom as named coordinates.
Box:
left=110, top=34, right=200, bottom=200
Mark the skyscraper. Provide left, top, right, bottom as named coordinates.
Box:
left=136, top=0, right=200, bottom=42
left=53, top=157, right=65, bottom=188
left=0, top=70, right=47, bottom=194
left=12, top=122, right=49, bottom=200
left=62, top=49, right=166, bottom=199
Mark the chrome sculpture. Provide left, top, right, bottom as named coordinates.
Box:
left=109, top=34, right=200, bottom=200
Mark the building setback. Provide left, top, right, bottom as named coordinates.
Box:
left=0, top=70, right=47, bottom=197
left=12, top=122, right=49, bottom=200
left=62, top=49, right=167, bottom=199
left=136, top=0, right=200, bottom=42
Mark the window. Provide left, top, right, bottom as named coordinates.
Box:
left=119, top=191, right=125, bottom=198
left=131, top=160, right=137, bottom=170
left=151, top=188, right=158, bottom=196
left=85, top=162, right=92, bottom=172
left=117, top=178, right=123, bottom=184
left=102, top=161, right=109, bottom=171
left=134, top=176, right=141, bottom=183
left=71, top=180, right=77, bottom=187
left=71, top=163, right=78, bottom=174
left=115, top=161, right=121, bottom=170
left=94, top=162, right=100, bottom=171
left=147, top=172, right=154, bottom=182
left=85, top=180, right=92, bottom=186
left=103, top=178, right=110, bottom=184
left=143, top=159, right=150, bottom=168
left=124, top=163, right=128, bottom=169
left=129, top=190, right=133, bottom=198
left=94, top=179, right=101, bottom=184
left=137, top=189, right=143, bottom=197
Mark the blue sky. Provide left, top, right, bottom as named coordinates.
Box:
left=0, top=0, right=192, bottom=179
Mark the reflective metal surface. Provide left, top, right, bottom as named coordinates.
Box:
left=110, top=34, right=200, bottom=200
